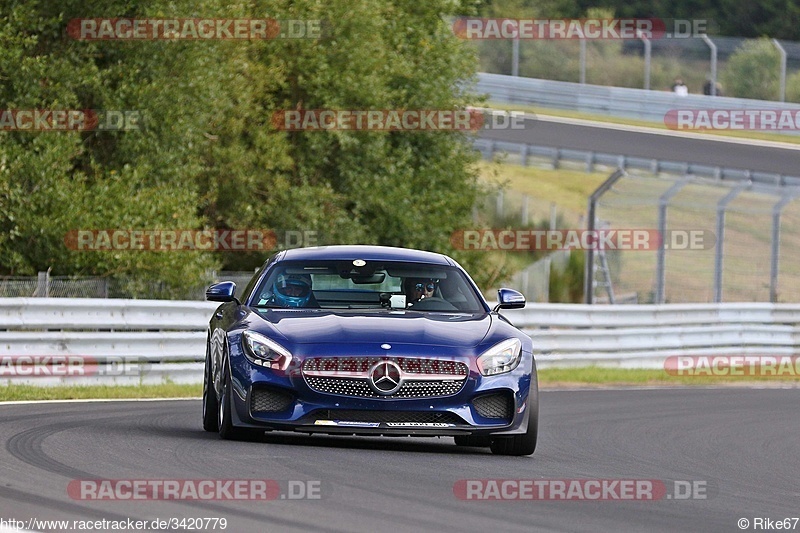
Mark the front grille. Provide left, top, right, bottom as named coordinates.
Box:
left=308, top=409, right=466, bottom=425
left=305, top=376, right=464, bottom=399
left=302, top=357, right=468, bottom=399
left=303, top=357, right=467, bottom=376
left=250, top=387, right=295, bottom=413
left=473, top=393, right=514, bottom=421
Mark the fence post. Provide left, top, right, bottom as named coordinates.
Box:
left=637, top=30, right=651, bottom=91
left=701, top=35, right=718, bottom=96
left=34, top=271, right=49, bottom=298
left=655, top=180, right=689, bottom=304
left=512, top=37, right=520, bottom=77
left=770, top=195, right=798, bottom=302
left=773, top=39, right=787, bottom=102
left=585, top=169, right=626, bottom=304
left=521, top=195, right=529, bottom=225
left=496, top=190, right=504, bottom=218
left=714, top=184, right=749, bottom=302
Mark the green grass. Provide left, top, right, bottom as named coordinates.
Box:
left=539, top=366, right=800, bottom=387
left=482, top=102, right=800, bottom=145
left=1, top=368, right=795, bottom=402
left=0, top=383, right=201, bottom=402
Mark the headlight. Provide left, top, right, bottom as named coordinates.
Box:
left=477, top=338, right=522, bottom=376
left=242, top=331, right=292, bottom=371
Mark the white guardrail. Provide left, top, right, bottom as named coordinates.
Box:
left=477, top=72, right=800, bottom=125
left=2, top=298, right=800, bottom=385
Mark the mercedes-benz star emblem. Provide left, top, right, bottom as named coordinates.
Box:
left=368, top=360, right=403, bottom=395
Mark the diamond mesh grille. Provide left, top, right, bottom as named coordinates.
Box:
left=250, top=387, right=295, bottom=413
left=305, top=376, right=463, bottom=399
left=473, top=393, right=514, bottom=420
left=302, top=357, right=468, bottom=399
left=302, top=357, right=468, bottom=376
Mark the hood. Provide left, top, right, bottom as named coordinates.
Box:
left=248, top=309, right=493, bottom=348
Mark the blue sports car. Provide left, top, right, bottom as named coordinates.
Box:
left=202, top=245, right=538, bottom=455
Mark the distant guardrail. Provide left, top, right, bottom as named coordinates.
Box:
left=473, top=137, right=800, bottom=186
left=477, top=72, right=800, bottom=126
left=3, top=299, right=800, bottom=386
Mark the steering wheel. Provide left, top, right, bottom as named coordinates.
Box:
left=408, top=297, right=459, bottom=311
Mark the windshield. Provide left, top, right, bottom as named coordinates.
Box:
left=252, top=260, right=486, bottom=312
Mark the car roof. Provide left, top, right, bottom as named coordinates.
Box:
left=279, top=245, right=453, bottom=265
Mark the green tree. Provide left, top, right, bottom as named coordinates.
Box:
left=721, top=38, right=781, bottom=100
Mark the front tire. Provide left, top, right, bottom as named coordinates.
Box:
left=490, top=371, right=539, bottom=456
left=218, top=364, right=262, bottom=442
left=202, top=345, right=219, bottom=432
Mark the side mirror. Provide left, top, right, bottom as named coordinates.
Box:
left=494, top=288, right=526, bottom=311
left=206, top=281, right=238, bottom=303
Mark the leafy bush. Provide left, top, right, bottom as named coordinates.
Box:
left=721, top=38, right=781, bottom=100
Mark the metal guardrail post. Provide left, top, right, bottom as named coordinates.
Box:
left=770, top=194, right=798, bottom=302
left=585, top=169, right=626, bottom=304
left=773, top=39, right=787, bottom=102
left=714, top=184, right=750, bottom=302
left=701, top=34, right=718, bottom=96
left=655, top=180, right=689, bottom=304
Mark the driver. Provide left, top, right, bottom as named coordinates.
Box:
left=407, top=278, right=438, bottom=304
left=271, top=273, right=314, bottom=308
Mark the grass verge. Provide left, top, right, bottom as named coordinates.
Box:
left=1, top=367, right=799, bottom=402
left=0, top=383, right=201, bottom=402
left=539, top=367, right=800, bottom=388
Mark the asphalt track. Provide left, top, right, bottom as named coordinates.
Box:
left=478, top=116, right=800, bottom=176
left=0, top=388, right=798, bottom=532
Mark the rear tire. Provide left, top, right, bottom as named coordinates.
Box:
left=490, top=371, right=538, bottom=456
left=454, top=435, right=492, bottom=447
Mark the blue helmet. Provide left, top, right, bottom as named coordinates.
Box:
left=273, top=273, right=312, bottom=308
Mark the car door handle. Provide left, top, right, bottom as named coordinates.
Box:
left=215, top=312, right=224, bottom=319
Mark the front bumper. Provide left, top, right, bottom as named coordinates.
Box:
left=225, top=341, right=535, bottom=437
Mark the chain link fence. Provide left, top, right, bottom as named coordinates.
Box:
left=0, top=271, right=259, bottom=300
left=476, top=35, right=800, bottom=102
left=589, top=171, right=800, bottom=303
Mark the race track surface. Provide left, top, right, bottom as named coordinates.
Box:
left=0, top=388, right=797, bottom=532
left=479, top=118, right=800, bottom=176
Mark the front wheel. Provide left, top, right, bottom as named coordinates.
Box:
left=202, top=345, right=219, bottom=432
left=490, top=373, right=538, bottom=456
left=218, top=364, right=263, bottom=442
